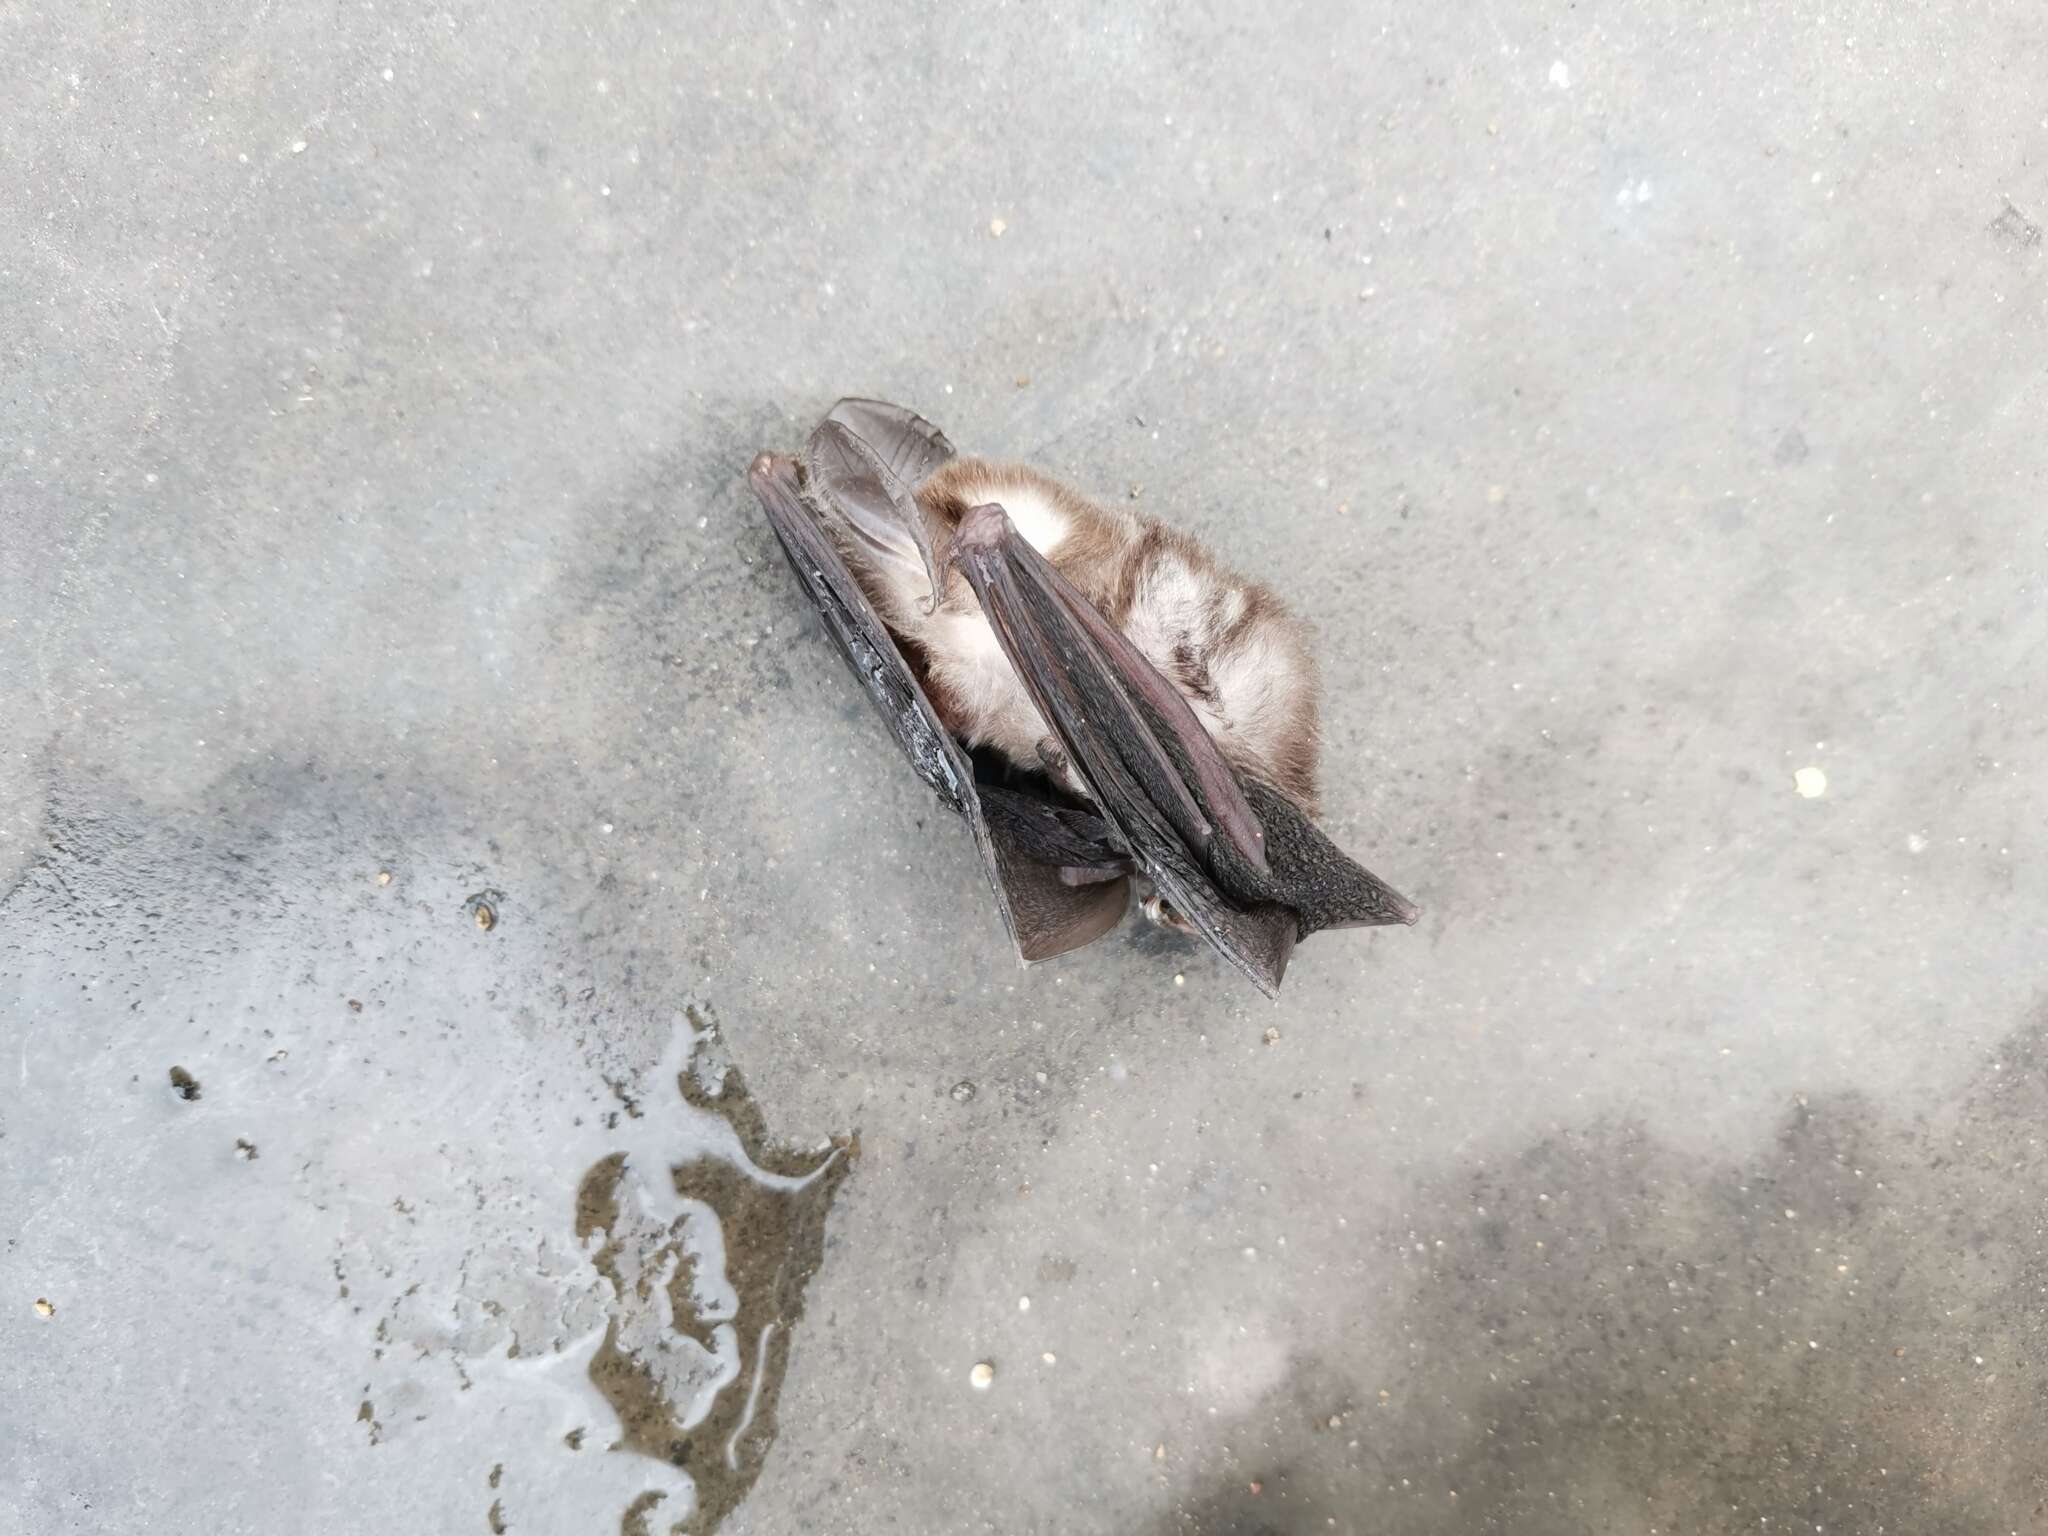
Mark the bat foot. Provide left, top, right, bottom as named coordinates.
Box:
left=1139, top=887, right=1198, bottom=935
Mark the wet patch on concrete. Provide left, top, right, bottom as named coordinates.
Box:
left=575, top=1009, right=852, bottom=1533
left=1144, top=1020, right=2048, bottom=1534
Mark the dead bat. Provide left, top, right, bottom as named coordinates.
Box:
left=746, top=399, right=1417, bottom=995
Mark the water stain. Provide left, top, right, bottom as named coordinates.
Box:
left=574, top=1009, right=852, bottom=1533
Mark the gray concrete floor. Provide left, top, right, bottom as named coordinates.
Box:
left=5, top=2, right=2046, bottom=1532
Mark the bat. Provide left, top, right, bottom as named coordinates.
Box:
left=746, top=398, right=1417, bottom=995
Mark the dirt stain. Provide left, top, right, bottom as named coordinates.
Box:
left=1144, top=1020, right=2048, bottom=1534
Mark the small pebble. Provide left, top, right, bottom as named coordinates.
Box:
left=1154, top=1443, right=1166, bottom=1461
left=34, top=1298, right=55, bottom=1319
left=472, top=901, right=497, bottom=931
left=376, top=870, right=392, bottom=886
left=969, top=1361, right=995, bottom=1390
left=989, top=216, right=1008, bottom=237
left=1041, top=1352, right=1056, bottom=1365
left=1017, top=1296, right=1031, bottom=1312
left=1262, top=1027, right=1280, bottom=1045
left=290, top=139, right=308, bottom=154
left=950, top=1080, right=977, bottom=1104
left=1794, top=765, right=1828, bottom=798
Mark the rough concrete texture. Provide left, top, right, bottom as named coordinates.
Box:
left=5, top=2, right=2046, bottom=1533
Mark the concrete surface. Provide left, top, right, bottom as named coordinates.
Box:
left=5, top=1, right=2046, bottom=1532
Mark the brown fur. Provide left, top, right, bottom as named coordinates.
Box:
left=832, top=456, right=1325, bottom=816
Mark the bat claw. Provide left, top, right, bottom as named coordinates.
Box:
left=953, top=501, right=1012, bottom=556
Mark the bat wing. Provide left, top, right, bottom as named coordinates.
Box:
left=748, top=413, right=1130, bottom=964
left=949, top=502, right=1418, bottom=997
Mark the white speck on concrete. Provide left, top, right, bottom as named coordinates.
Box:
left=1548, top=60, right=1571, bottom=89
left=290, top=139, right=308, bottom=154
left=1906, top=833, right=1928, bottom=853
left=1794, top=766, right=1828, bottom=799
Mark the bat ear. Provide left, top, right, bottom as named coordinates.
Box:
left=821, top=399, right=956, bottom=482
left=802, top=418, right=951, bottom=611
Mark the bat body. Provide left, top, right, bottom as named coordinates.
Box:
left=859, top=458, right=1321, bottom=822
left=748, top=399, right=1416, bottom=995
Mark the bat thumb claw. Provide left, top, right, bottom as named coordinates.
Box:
left=954, top=501, right=1012, bottom=555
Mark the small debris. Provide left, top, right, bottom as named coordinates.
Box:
left=1014, top=375, right=1031, bottom=389
left=950, top=1080, right=977, bottom=1104
left=347, top=999, right=363, bottom=1013
left=1793, top=766, right=1827, bottom=799
left=1989, top=200, right=2042, bottom=249
left=34, top=1298, right=55, bottom=1319
left=969, top=1361, right=996, bottom=1391
left=1129, top=484, right=1144, bottom=500
left=1017, top=1296, right=1031, bottom=1312
left=1327, top=1414, right=1342, bottom=1429
left=1262, top=1027, right=1280, bottom=1045
left=1547, top=59, right=1571, bottom=89
left=376, top=870, right=393, bottom=886
left=564, top=1427, right=586, bottom=1450
left=465, top=893, right=500, bottom=931
left=989, top=216, right=1008, bottom=237
left=235, top=1138, right=259, bottom=1160
left=1249, top=1481, right=1263, bottom=1495
left=1041, top=1352, right=1057, bottom=1365
left=1154, top=1443, right=1167, bottom=1461
left=291, top=139, right=308, bottom=154
left=1172, top=973, right=1184, bottom=986
left=169, top=1066, right=202, bottom=1101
